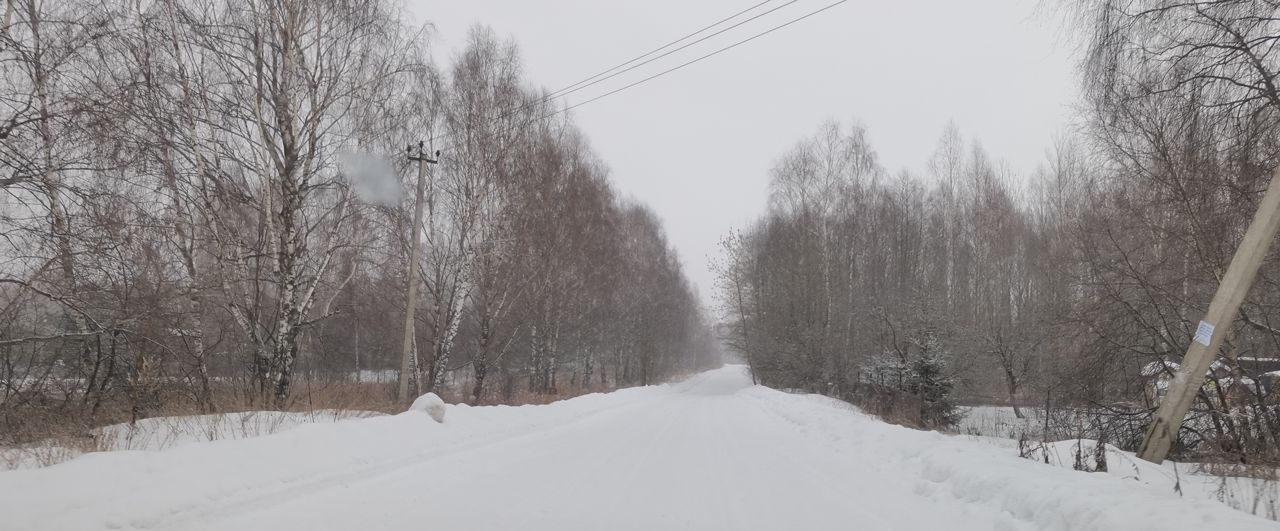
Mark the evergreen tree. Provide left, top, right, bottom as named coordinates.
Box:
left=906, top=334, right=960, bottom=428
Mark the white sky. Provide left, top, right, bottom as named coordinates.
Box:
left=407, top=0, right=1080, bottom=307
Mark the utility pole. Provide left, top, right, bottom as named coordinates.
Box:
left=1137, top=168, right=1280, bottom=463
left=398, top=142, right=438, bottom=405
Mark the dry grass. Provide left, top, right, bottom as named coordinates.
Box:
left=833, top=382, right=930, bottom=429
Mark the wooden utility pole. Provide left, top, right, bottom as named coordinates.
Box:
left=1137, top=168, right=1280, bottom=463
left=398, top=142, right=438, bottom=405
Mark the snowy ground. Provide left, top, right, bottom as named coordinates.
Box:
left=0, top=409, right=382, bottom=471
left=957, top=405, right=1280, bottom=520
left=957, top=405, right=1046, bottom=439
left=1, top=366, right=1275, bottom=530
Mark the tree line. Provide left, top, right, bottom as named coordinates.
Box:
left=718, top=0, right=1280, bottom=462
left=0, top=0, right=716, bottom=440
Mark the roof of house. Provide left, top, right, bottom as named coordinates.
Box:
left=1141, top=360, right=1180, bottom=377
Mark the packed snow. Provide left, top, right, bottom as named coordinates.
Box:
left=0, top=366, right=1274, bottom=530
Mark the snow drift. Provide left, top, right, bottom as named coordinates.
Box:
left=408, top=392, right=447, bottom=423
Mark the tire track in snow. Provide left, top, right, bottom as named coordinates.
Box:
left=120, top=393, right=658, bottom=531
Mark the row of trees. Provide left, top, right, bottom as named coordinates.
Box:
left=719, top=0, right=1280, bottom=459
left=715, top=121, right=1060, bottom=428
left=0, top=0, right=715, bottom=439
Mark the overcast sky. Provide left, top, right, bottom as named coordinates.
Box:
left=407, top=0, right=1080, bottom=308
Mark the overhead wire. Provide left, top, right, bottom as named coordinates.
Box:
left=426, top=0, right=787, bottom=148
left=546, top=0, right=777, bottom=101
left=430, top=0, right=848, bottom=150
left=558, top=0, right=848, bottom=117
left=537, top=0, right=800, bottom=105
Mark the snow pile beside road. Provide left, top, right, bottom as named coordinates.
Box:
left=742, top=385, right=1275, bottom=529
left=408, top=393, right=447, bottom=422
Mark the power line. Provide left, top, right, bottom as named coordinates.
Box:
left=430, top=0, right=797, bottom=147
left=434, top=0, right=849, bottom=150
left=541, top=0, right=799, bottom=104
left=547, top=0, right=777, bottom=101
left=559, top=0, right=847, bottom=116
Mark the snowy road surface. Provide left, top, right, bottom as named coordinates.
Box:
left=1, top=366, right=1275, bottom=530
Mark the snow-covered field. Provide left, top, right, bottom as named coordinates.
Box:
left=957, top=405, right=1046, bottom=439
left=1, top=366, right=1274, bottom=530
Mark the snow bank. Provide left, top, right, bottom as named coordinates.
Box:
left=408, top=392, right=447, bottom=423
left=0, top=386, right=649, bottom=530
left=744, top=386, right=1276, bottom=529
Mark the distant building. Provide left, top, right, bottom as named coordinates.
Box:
left=1142, top=357, right=1280, bottom=407
left=1141, top=359, right=1179, bottom=407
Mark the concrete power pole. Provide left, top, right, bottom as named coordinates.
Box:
left=1137, top=168, right=1280, bottom=463
left=398, top=142, right=438, bottom=405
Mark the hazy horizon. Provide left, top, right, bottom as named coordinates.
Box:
left=411, top=0, right=1080, bottom=306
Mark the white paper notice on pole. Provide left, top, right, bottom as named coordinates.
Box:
left=1194, top=320, right=1215, bottom=346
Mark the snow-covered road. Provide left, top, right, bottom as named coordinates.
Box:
left=2, top=366, right=1274, bottom=530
